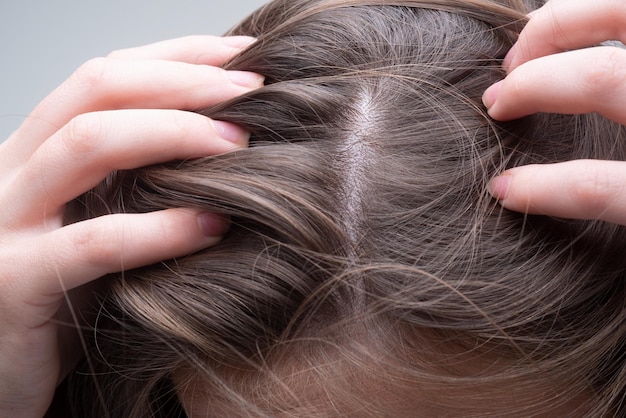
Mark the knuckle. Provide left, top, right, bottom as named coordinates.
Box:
left=182, top=64, right=212, bottom=95
left=171, top=110, right=196, bottom=139
left=569, top=165, right=617, bottom=218
left=582, top=48, right=626, bottom=97
left=72, top=57, right=110, bottom=90
left=152, top=209, right=197, bottom=253
left=61, top=113, right=105, bottom=156
left=502, top=72, right=529, bottom=105
left=154, top=212, right=183, bottom=247
left=171, top=110, right=209, bottom=141
left=71, top=219, right=122, bottom=270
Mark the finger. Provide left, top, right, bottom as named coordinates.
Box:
left=489, top=160, right=626, bottom=225
left=7, top=209, right=228, bottom=302
left=483, top=46, right=626, bottom=123
left=3, top=109, right=248, bottom=227
left=506, top=0, right=626, bottom=71
left=107, top=35, right=256, bottom=65
left=2, top=58, right=263, bottom=167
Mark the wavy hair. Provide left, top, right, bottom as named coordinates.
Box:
left=64, top=0, right=626, bottom=416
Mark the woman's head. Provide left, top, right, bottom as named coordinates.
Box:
left=69, top=0, right=626, bottom=416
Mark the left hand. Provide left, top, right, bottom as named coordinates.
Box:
left=0, top=35, right=262, bottom=418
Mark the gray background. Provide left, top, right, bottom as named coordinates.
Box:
left=0, top=0, right=268, bottom=142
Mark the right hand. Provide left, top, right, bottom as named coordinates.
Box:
left=482, top=0, right=626, bottom=225
left=0, top=35, right=263, bottom=417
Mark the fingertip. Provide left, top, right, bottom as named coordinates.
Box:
left=212, top=120, right=251, bottom=146
left=502, top=43, right=518, bottom=73
left=482, top=80, right=502, bottom=113
left=505, top=5, right=542, bottom=72
left=526, top=9, right=540, bottom=19
left=221, top=36, right=258, bottom=49
left=488, top=173, right=511, bottom=201
left=227, top=70, right=265, bottom=89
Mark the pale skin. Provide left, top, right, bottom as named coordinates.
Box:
left=484, top=0, right=626, bottom=225
left=2, top=1, right=626, bottom=416
left=0, top=35, right=263, bottom=417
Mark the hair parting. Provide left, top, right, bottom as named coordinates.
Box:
left=61, top=1, right=626, bottom=416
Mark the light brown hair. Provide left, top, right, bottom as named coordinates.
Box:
left=65, top=0, right=626, bottom=416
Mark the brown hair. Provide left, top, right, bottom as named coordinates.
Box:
left=65, top=0, right=626, bottom=416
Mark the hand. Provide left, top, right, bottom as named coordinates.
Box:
left=0, top=35, right=263, bottom=417
left=482, top=0, right=626, bottom=224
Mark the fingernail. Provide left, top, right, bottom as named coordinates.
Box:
left=488, top=174, right=511, bottom=201
left=228, top=70, right=265, bottom=88
left=221, top=36, right=257, bottom=48
left=213, top=120, right=250, bottom=145
left=212, top=120, right=250, bottom=144
left=482, top=80, right=502, bottom=110
left=197, top=212, right=230, bottom=237
left=503, top=44, right=517, bottom=72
